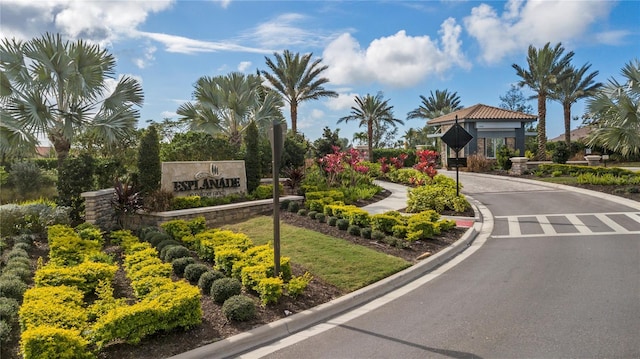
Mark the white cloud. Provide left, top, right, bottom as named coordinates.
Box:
left=464, top=0, right=614, bottom=64
left=243, top=13, right=342, bottom=50
left=594, top=30, right=631, bottom=46
left=133, top=45, right=157, bottom=69
left=0, top=0, right=174, bottom=44
left=212, top=0, right=231, bottom=9
left=322, top=18, right=469, bottom=88
left=326, top=92, right=359, bottom=111
left=138, top=31, right=272, bottom=55
left=237, top=61, right=252, bottom=72
left=310, top=109, right=325, bottom=119
left=161, top=111, right=178, bottom=119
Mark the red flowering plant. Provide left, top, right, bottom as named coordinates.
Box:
left=413, top=149, right=439, bottom=179
left=317, top=146, right=346, bottom=187
left=378, top=157, right=390, bottom=174
left=389, top=153, right=408, bottom=169
left=344, top=147, right=370, bottom=186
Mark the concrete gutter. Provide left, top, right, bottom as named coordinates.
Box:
left=170, top=196, right=485, bottom=359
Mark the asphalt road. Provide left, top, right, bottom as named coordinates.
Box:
left=241, top=172, right=640, bottom=359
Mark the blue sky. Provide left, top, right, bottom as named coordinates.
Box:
left=1, top=0, right=639, bottom=145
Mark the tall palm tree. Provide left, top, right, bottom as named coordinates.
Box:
left=550, top=63, right=602, bottom=147
left=586, top=59, right=640, bottom=158
left=407, top=89, right=462, bottom=120
left=177, top=72, right=284, bottom=149
left=0, top=33, right=143, bottom=167
left=337, top=92, right=403, bottom=159
left=261, top=50, right=338, bottom=134
left=512, top=42, right=574, bottom=160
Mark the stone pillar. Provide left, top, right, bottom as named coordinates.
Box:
left=81, top=188, right=116, bottom=230
left=584, top=155, right=602, bottom=166
left=509, top=157, right=529, bottom=175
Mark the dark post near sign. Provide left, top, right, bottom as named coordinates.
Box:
left=440, top=116, right=473, bottom=196
left=269, top=121, right=286, bottom=276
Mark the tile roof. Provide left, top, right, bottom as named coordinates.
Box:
left=426, top=103, right=537, bottom=125
left=549, top=126, right=593, bottom=142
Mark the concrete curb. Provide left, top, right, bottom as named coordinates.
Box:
left=450, top=171, right=640, bottom=210
left=170, top=199, right=484, bottom=359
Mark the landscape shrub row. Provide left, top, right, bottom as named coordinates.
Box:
left=0, top=201, right=71, bottom=238
left=157, top=218, right=312, bottom=308
left=536, top=164, right=636, bottom=177
left=18, top=226, right=202, bottom=358
left=0, top=234, right=35, bottom=347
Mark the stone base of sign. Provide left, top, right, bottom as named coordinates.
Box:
left=584, top=155, right=602, bottom=166
left=135, top=196, right=304, bottom=229
left=509, top=157, right=529, bottom=175
left=81, top=188, right=303, bottom=231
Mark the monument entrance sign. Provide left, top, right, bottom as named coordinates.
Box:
left=161, top=161, right=247, bottom=198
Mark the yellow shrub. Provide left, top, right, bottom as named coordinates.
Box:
left=19, top=286, right=88, bottom=332
left=20, top=325, right=93, bottom=359
left=34, top=261, right=118, bottom=295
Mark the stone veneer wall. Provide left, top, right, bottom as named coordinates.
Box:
left=81, top=188, right=303, bottom=230
left=81, top=188, right=117, bottom=230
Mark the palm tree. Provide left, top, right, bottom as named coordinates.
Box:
left=550, top=63, right=602, bottom=147
left=0, top=33, right=143, bottom=167
left=337, top=92, right=404, bottom=159
left=177, top=72, right=284, bottom=149
left=586, top=59, right=640, bottom=158
left=407, top=89, right=462, bottom=120
left=512, top=42, right=574, bottom=160
left=261, top=50, right=338, bottom=134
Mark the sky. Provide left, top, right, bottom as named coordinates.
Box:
left=1, top=0, right=639, bottom=145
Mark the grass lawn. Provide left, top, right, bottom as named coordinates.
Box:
left=536, top=176, right=579, bottom=185
left=223, top=216, right=411, bottom=292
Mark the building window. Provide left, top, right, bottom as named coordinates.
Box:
left=485, top=138, right=505, bottom=158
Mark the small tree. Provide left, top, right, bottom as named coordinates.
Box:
left=57, top=154, right=95, bottom=224
left=244, top=121, right=261, bottom=194
left=137, top=125, right=161, bottom=196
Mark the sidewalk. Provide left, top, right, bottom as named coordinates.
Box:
left=364, top=180, right=476, bottom=228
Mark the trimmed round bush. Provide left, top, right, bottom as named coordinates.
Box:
left=297, top=209, right=307, bottom=216
left=336, top=219, right=349, bottom=230
left=14, top=234, right=34, bottom=245
left=0, top=278, right=27, bottom=301
left=139, top=226, right=161, bottom=242
left=328, top=216, right=338, bottom=226
left=147, top=232, right=171, bottom=246
left=361, top=227, right=372, bottom=239
left=371, top=230, right=386, bottom=241
left=171, top=256, right=196, bottom=277
left=211, top=277, right=242, bottom=304
left=6, top=257, right=31, bottom=269
left=7, top=248, right=28, bottom=260
left=2, top=267, right=31, bottom=282
left=307, top=210, right=318, bottom=219
left=0, top=297, right=19, bottom=322
left=315, top=213, right=326, bottom=223
left=184, top=263, right=210, bottom=284
left=12, top=242, right=31, bottom=252
left=347, top=225, right=361, bottom=236
left=160, top=244, right=181, bottom=261
left=165, top=246, right=191, bottom=262
left=0, top=319, right=11, bottom=344
left=222, top=295, right=257, bottom=321
left=197, top=270, right=225, bottom=293
left=156, top=239, right=180, bottom=252
left=287, top=201, right=300, bottom=213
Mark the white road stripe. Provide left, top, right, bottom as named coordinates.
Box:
left=536, top=215, right=555, bottom=235
left=492, top=231, right=640, bottom=239
left=565, top=214, right=591, bottom=234
left=595, top=214, right=629, bottom=233
left=507, top=216, right=521, bottom=236
left=627, top=212, right=640, bottom=223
